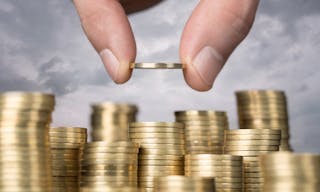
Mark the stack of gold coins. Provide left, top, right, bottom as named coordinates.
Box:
left=91, top=103, right=138, bottom=141
left=174, top=110, right=229, bottom=154
left=224, top=129, right=281, bottom=192
left=0, top=92, right=54, bottom=191
left=49, top=127, right=88, bottom=192
left=260, top=152, right=320, bottom=192
left=80, top=141, right=139, bottom=191
left=155, top=176, right=215, bottom=192
left=236, top=90, right=291, bottom=151
left=129, top=122, right=185, bottom=192
left=185, top=154, right=243, bottom=192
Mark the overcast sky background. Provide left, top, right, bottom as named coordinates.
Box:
left=0, top=0, right=319, bottom=152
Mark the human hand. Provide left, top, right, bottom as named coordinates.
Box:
left=74, top=0, right=260, bottom=91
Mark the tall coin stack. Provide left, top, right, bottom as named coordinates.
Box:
left=185, top=154, right=243, bottom=192
left=49, top=127, right=88, bottom=192
left=174, top=110, right=229, bottom=154
left=236, top=90, right=291, bottom=151
left=155, top=176, right=215, bottom=192
left=91, top=103, right=138, bottom=141
left=260, top=152, right=320, bottom=192
left=224, top=129, right=281, bottom=192
left=129, top=122, right=185, bottom=192
left=0, top=92, right=54, bottom=192
left=80, top=141, right=139, bottom=191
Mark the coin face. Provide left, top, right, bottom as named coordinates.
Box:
left=130, top=62, right=184, bottom=69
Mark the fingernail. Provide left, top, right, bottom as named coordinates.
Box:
left=100, top=49, right=120, bottom=82
left=192, top=46, right=225, bottom=87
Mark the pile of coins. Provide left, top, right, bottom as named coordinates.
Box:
left=236, top=90, right=291, bottom=151
left=154, top=176, right=215, bottom=192
left=0, top=92, right=54, bottom=191
left=80, top=141, right=139, bottom=191
left=49, top=127, right=87, bottom=192
left=260, top=152, right=320, bottom=192
left=90, top=103, right=138, bottom=141
left=175, top=110, right=229, bottom=154
left=224, top=129, right=281, bottom=192
left=129, top=122, right=185, bottom=192
left=185, top=154, right=243, bottom=192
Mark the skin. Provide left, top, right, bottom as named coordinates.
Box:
left=73, top=0, right=260, bottom=91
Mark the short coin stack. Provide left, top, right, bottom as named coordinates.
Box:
left=80, top=141, right=139, bottom=191
left=175, top=110, right=229, bottom=154
left=185, top=154, right=243, bottom=192
left=49, top=127, right=88, bottom=192
left=129, top=122, right=185, bottom=192
left=224, top=129, right=281, bottom=192
left=154, top=176, right=215, bottom=192
left=260, top=152, right=320, bottom=192
left=0, top=92, right=55, bottom=191
left=236, top=90, right=291, bottom=151
left=90, top=103, right=138, bottom=141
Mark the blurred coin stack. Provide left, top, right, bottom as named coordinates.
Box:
left=80, top=141, right=139, bottom=191
left=91, top=103, right=138, bottom=141
left=236, top=90, right=291, bottom=151
left=129, top=122, right=185, bottom=192
left=49, top=127, right=88, bottom=192
left=224, top=129, right=281, bottom=192
left=185, top=154, right=243, bottom=192
left=0, top=92, right=54, bottom=191
left=260, top=152, right=320, bottom=192
left=175, top=110, right=229, bottom=154
left=155, top=176, right=215, bottom=192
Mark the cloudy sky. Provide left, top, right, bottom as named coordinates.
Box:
left=0, top=0, right=319, bottom=152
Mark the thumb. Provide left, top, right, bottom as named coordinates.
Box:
left=180, top=0, right=259, bottom=91
left=74, top=0, right=136, bottom=84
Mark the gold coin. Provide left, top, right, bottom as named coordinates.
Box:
left=225, top=150, right=276, bottom=156
left=185, top=166, right=242, bottom=172
left=244, top=166, right=261, bottom=173
left=81, top=160, right=137, bottom=166
left=129, top=122, right=183, bottom=128
left=84, top=148, right=139, bottom=154
left=186, top=171, right=242, bottom=178
left=225, top=134, right=281, bottom=141
left=131, top=138, right=183, bottom=144
left=129, top=133, right=184, bottom=139
left=243, top=172, right=261, bottom=178
left=226, top=129, right=281, bottom=135
left=224, top=140, right=280, bottom=146
left=130, top=62, right=184, bottom=69
left=81, top=164, right=137, bottom=170
left=175, top=110, right=226, bottom=116
left=50, top=143, right=81, bottom=149
left=185, top=160, right=243, bottom=167
left=129, top=128, right=183, bottom=133
left=139, top=148, right=184, bottom=155
left=83, top=154, right=137, bottom=160
left=185, top=154, right=242, bottom=161
left=139, top=159, right=183, bottom=166
left=138, top=143, right=183, bottom=149
left=85, top=141, right=139, bottom=148
left=215, top=177, right=242, bottom=183
left=139, top=154, right=183, bottom=160
left=91, top=102, right=137, bottom=111
left=224, top=145, right=279, bottom=151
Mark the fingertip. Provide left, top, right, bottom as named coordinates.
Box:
left=183, top=65, right=213, bottom=92
left=100, top=49, right=133, bottom=84
left=74, top=0, right=136, bottom=84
